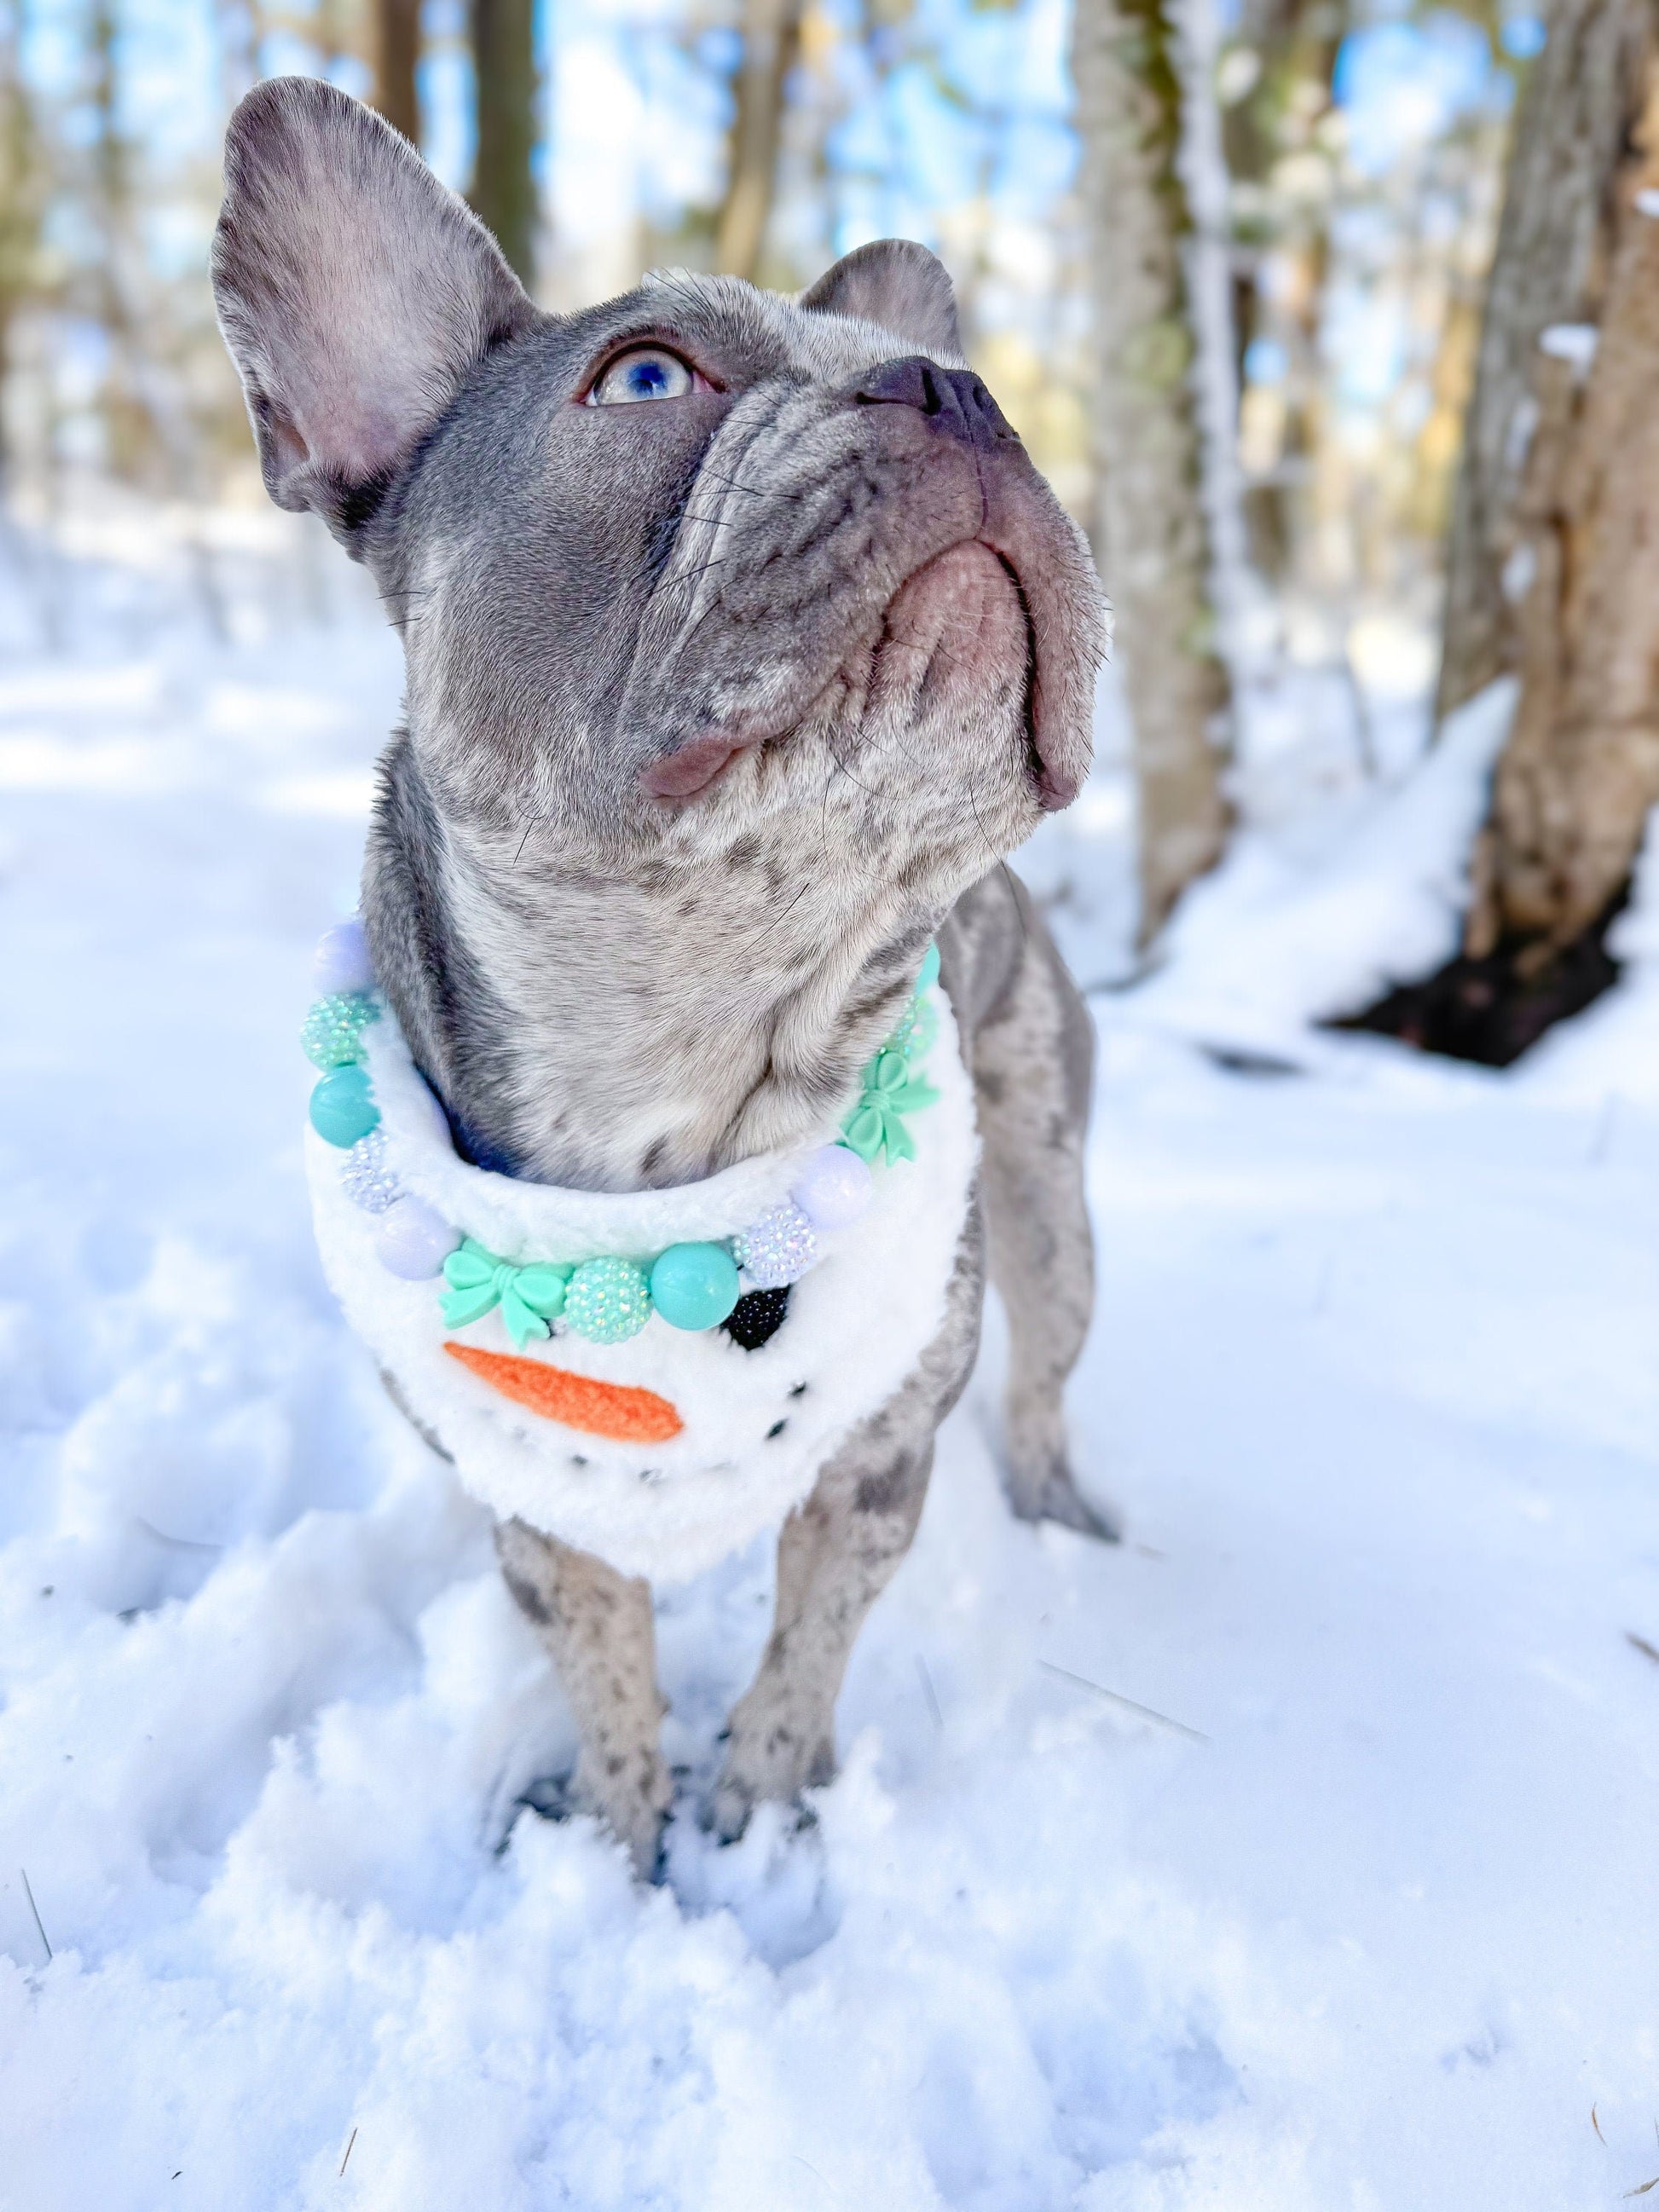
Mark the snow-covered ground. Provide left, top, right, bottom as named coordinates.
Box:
left=3, top=517, right=1656, bottom=2211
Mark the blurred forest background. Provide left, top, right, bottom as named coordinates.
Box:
left=3, top=0, right=1656, bottom=1039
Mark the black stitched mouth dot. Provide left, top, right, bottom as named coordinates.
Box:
left=722, top=1285, right=790, bottom=1349
left=569, top=1454, right=588, bottom=1468
left=766, top=1419, right=787, bottom=1439
left=788, top=1382, right=807, bottom=1398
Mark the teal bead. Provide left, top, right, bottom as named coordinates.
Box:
left=650, top=1241, right=740, bottom=1331
left=917, top=941, right=941, bottom=994
left=309, top=1065, right=380, bottom=1148
left=564, top=1256, right=652, bottom=1343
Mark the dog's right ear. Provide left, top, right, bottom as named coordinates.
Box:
left=212, top=76, right=535, bottom=541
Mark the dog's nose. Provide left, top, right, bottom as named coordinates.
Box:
left=854, top=356, right=1020, bottom=448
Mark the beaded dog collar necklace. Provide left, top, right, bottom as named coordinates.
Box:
left=302, top=921, right=944, bottom=1359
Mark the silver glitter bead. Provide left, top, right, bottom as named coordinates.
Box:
left=733, top=1199, right=818, bottom=1289
left=340, top=1127, right=400, bottom=1213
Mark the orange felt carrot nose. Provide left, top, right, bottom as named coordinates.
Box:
left=443, top=1341, right=684, bottom=1444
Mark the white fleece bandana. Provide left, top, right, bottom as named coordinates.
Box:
left=308, top=985, right=979, bottom=1584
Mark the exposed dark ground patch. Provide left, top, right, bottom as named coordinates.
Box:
left=1332, top=887, right=1627, bottom=1067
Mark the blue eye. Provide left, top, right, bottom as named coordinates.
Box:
left=590, top=347, right=696, bottom=406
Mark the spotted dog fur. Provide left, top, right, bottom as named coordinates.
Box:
left=214, top=76, right=1113, bottom=1874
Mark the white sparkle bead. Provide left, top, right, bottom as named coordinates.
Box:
left=790, top=1143, right=873, bottom=1233
left=341, top=1128, right=400, bottom=1213
left=375, top=1195, right=460, bottom=1279
left=314, top=916, right=373, bottom=996
left=733, top=1199, right=818, bottom=1289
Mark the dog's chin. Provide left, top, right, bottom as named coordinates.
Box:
left=871, top=539, right=1069, bottom=812
left=878, top=536, right=1031, bottom=726
left=639, top=539, right=1057, bottom=814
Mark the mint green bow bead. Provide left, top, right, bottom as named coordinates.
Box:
left=841, top=1049, right=939, bottom=1165
left=440, top=1239, right=571, bottom=1347
left=650, top=1242, right=740, bottom=1331
left=310, top=1064, right=380, bottom=1147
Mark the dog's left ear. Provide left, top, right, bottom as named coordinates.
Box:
left=800, top=240, right=963, bottom=361
left=212, top=75, right=535, bottom=542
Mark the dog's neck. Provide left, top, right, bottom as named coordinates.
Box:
left=365, top=746, right=934, bottom=1194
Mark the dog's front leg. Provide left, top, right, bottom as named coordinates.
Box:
left=496, top=1517, right=672, bottom=1876
left=711, top=1206, right=986, bottom=1841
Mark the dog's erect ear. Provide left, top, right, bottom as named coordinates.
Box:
left=212, top=76, right=535, bottom=539
left=799, top=240, right=962, bottom=361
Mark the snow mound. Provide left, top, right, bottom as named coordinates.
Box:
left=1135, top=679, right=1517, bottom=1056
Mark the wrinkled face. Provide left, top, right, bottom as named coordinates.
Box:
left=213, top=79, right=1104, bottom=904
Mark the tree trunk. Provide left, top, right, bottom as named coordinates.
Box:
left=1073, top=0, right=1234, bottom=941
left=0, top=12, right=42, bottom=489
left=470, top=0, right=538, bottom=285
left=1436, top=0, right=1650, bottom=720
left=714, top=0, right=801, bottom=280
left=1352, top=37, right=1659, bottom=1061
left=1221, top=0, right=1344, bottom=589
left=373, top=0, right=422, bottom=146
left=1465, top=59, right=1659, bottom=958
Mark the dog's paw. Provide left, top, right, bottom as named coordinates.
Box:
left=708, top=1721, right=834, bottom=1845
left=515, top=1767, right=669, bottom=1880
left=1009, top=1467, right=1122, bottom=1544
left=706, top=1772, right=821, bottom=1850
left=707, top=1771, right=758, bottom=1845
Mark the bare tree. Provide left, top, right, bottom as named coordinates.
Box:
left=1221, top=0, right=1344, bottom=584
left=0, top=2, right=43, bottom=488
left=714, top=0, right=803, bottom=279
left=1465, top=68, right=1659, bottom=960
left=1351, top=4, right=1659, bottom=1060
left=470, top=0, right=538, bottom=283
left=373, top=0, right=422, bottom=146
left=1072, top=0, right=1234, bottom=942
left=1437, top=0, right=1651, bottom=719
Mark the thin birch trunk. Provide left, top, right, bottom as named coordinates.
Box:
left=1073, top=0, right=1234, bottom=940
left=1222, top=0, right=1344, bottom=591
left=373, top=0, right=422, bottom=145
left=0, top=8, right=41, bottom=493
left=1436, top=0, right=1650, bottom=720
left=1175, top=0, right=1249, bottom=657
left=470, top=0, right=538, bottom=284
left=714, top=0, right=801, bottom=280
left=1465, top=56, right=1659, bottom=958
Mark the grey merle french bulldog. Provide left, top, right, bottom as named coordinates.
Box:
left=213, top=76, right=1113, bottom=1874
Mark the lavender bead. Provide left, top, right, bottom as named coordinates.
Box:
left=313, top=917, right=373, bottom=996
left=733, top=1199, right=818, bottom=1289
left=375, top=1195, right=460, bottom=1279
left=790, top=1143, right=873, bottom=1233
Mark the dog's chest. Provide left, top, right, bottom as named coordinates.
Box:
left=306, top=983, right=979, bottom=1583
